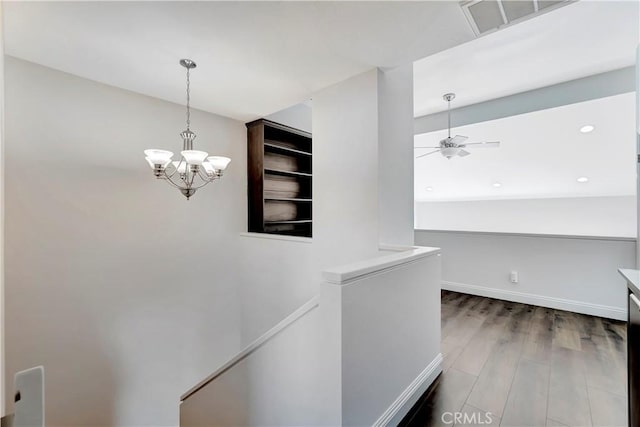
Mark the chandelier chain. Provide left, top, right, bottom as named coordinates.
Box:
left=186, top=66, right=191, bottom=131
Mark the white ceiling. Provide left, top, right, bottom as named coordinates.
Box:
left=3, top=1, right=476, bottom=122
left=414, top=92, right=637, bottom=202
left=413, top=0, right=639, bottom=117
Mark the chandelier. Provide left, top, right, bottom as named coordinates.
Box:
left=144, top=59, right=231, bottom=200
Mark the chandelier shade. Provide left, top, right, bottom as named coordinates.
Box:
left=207, top=156, right=232, bottom=171
left=144, top=149, right=174, bottom=166
left=144, top=59, right=230, bottom=200
left=181, top=150, right=209, bottom=165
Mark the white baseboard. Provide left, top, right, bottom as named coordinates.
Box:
left=442, top=281, right=626, bottom=321
left=373, top=353, right=443, bottom=427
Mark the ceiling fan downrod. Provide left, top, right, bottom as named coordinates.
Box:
left=443, top=93, right=455, bottom=139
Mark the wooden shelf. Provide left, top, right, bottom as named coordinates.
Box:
left=265, top=197, right=312, bottom=202
left=264, top=142, right=311, bottom=157
left=265, top=220, right=312, bottom=225
left=247, top=119, right=313, bottom=238
left=264, top=168, right=312, bottom=178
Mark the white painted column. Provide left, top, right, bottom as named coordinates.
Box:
left=312, top=70, right=381, bottom=270
left=312, top=65, right=415, bottom=271
left=377, top=65, right=415, bottom=246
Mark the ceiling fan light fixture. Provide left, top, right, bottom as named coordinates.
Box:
left=426, top=186, right=433, bottom=192
left=580, top=125, right=595, bottom=133
left=577, top=176, right=589, bottom=183
left=492, top=182, right=502, bottom=188
left=414, top=93, right=500, bottom=160
left=441, top=146, right=460, bottom=159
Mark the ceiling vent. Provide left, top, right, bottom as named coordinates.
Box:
left=460, top=0, right=572, bottom=36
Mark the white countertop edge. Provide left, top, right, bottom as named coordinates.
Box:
left=378, top=243, right=420, bottom=252
left=239, top=232, right=313, bottom=244
left=323, top=245, right=441, bottom=285
left=416, top=229, right=636, bottom=242
left=618, top=268, right=640, bottom=294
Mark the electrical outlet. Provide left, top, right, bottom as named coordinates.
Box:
left=510, top=271, right=519, bottom=284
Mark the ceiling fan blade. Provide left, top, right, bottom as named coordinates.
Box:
left=449, top=135, right=468, bottom=145
left=415, top=150, right=440, bottom=159
left=414, top=146, right=440, bottom=149
left=462, top=141, right=500, bottom=148
left=457, top=149, right=471, bottom=157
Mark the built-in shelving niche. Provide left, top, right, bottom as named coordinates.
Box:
left=247, top=119, right=312, bottom=237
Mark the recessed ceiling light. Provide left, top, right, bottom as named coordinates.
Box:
left=580, top=125, right=595, bottom=133
left=577, top=176, right=589, bottom=183
left=426, top=187, right=433, bottom=192
left=493, top=182, right=502, bottom=188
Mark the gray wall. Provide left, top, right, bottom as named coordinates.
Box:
left=4, top=56, right=247, bottom=426
left=414, top=66, right=636, bottom=135
left=415, top=229, right=635, bottom=320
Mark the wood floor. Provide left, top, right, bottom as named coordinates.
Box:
left=401, top=291, right=627, bottom=427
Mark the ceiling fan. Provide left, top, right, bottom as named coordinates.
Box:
left=415, top=93, right=500, bottom=159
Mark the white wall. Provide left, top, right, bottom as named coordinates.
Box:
left=265, top=102, right=312, bottom=134
left=4, top=58, right=419, bottom=425
left=236, top=70, right=386, bottom=344
left=236, top=236, right=314, bottom=343
left=336, top=249, right=441, bottom=426
left=180, top=247, right=442, bottom=427
left=415, top=230, right=635, bottom=320
left=179, top=302, right=343, bottom=426
left=415, top=196, right=637, bottom=238
left=4, top=56, right=246, bottom=426
left=183, top=70, right=420, bottom=425
left=378, top=65, right=415, bottom=246
left=312, top=69, right=381, bottom=271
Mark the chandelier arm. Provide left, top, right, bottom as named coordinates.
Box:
left=163, top=172, right=188, bottom=189
left=197, top=169, right=215, bottom=182
left=189, top=179, right=215, bottom=190
left=164, top=157, right=185, bottom=179
left=164, top=168, right=181, bottom=180
left=189, top=170, right=198, bottom=187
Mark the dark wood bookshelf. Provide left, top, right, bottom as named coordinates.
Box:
left=246, top=119, right=312, bottom=237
